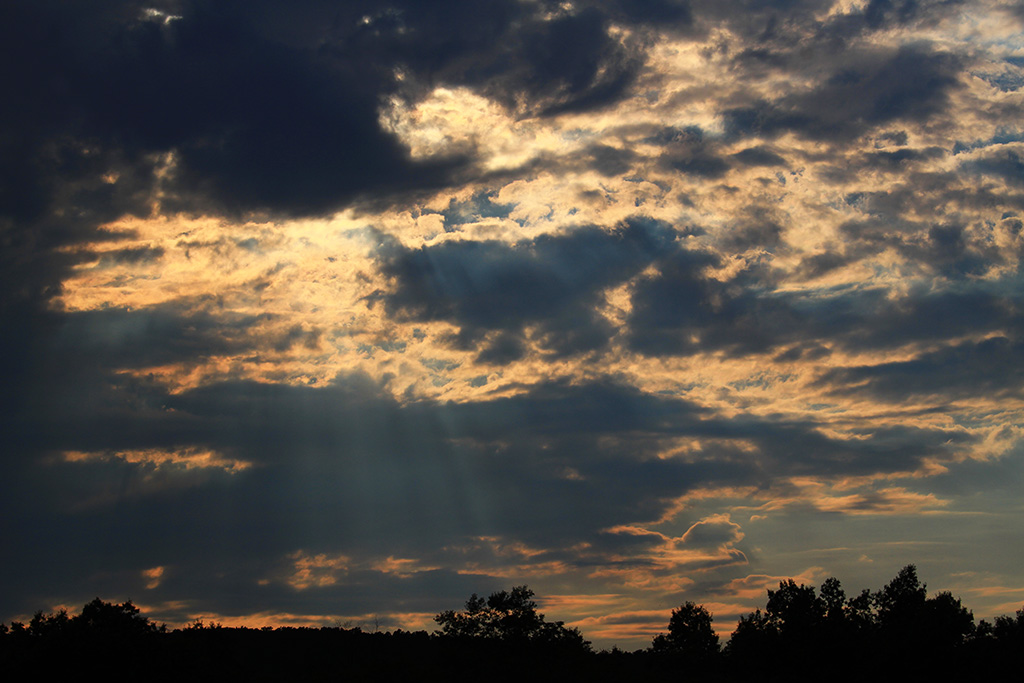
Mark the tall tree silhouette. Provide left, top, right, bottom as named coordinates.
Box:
left=765, top=579, right=822, bottom=642
left=434, top=586, right=590, bottom=651
left=992, top=607, right=1024, bottom=642
left=875, top=564, right=927, bottom=630
left=73, top=598, right=161, bottom=637
left=725, top=565, right=982, bottom=681
left=651, top=601, right=719, bottom=658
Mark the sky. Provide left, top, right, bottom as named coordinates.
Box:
left=2, top=0, right=1024, bottom=649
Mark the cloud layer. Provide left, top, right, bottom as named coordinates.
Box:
left=2, top=0, right=1023, bottom=648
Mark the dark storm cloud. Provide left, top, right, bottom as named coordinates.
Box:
left=828, top=166, right=1024, bottom=233
left=0, top=0, right=676, bottom=421
left=691, top=0, right=830, bottom=42
left=838, top=285, right=1023, bottom=349
left=2, top=372, right=970, bottom=551
left=150, top=379, right=736, bottom=554
left=627, top=247, right=1022, bottom=358
left=0, top=0, right=677, bottom=443
left=695, top=0, right=966, bottom=70
left=618, top=131, right=1017, bottom=360
left=0, top=0, right=443, bottom=223
left=860, top=146, right=946, bottom=170
left=351, top=1, right=651, bottom=117
left=489, top=6, right=645, bottom=116
left=0, top=347, right=976, bottom=621
left=0, top=296, right=307, bottom=467
left=646, top=126, right=733, bottom=180
left=377, top=217, right=679, bottom=357
left=52, top=304, right=271, bottom=369
left=583, top=144, right=639, bottom=177
left=162, top=374, right=971, bottom=494
left=908, top=223, right=1003, bottom=277
left=8, top=299, right=280, bottom=400
left=0, top=0, right=666, bottom=232
left=877, top=130, right=910, bottom=146
left=585, top=0, right=694, bottom=27
left=794, top=250, right=860, bottom=280
left=835, top=217, right=1005, bottom=279
left=822, top=0, right=968, bottom=38
left=100, top=1, right=468, bottom=216
left=819, top=335, right=1024, bottom=400
left=724, top=46, right=962, bottom=142
left=731, top=146, right=788, bottom=168
left=0, top=0, right=417, bottom=425
left=625, top=248, right=799, bottom=357
left=968, top=149, right=1024, bottom=187
left=719, top=206, right=788, bottom=251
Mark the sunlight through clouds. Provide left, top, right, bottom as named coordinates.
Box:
left=3, top=0, right=1024, bottom=651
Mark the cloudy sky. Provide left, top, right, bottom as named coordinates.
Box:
left=3, top=0, right=1024, bottom=648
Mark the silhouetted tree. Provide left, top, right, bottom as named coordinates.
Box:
left=874, top=564, right=927, bottom=631
left=728, top=579, right=830, bottom=674
left=723, top=564, right=988, bottom=681
left=73, top=598, right=162, bottom=637
left=0, top=576, right=1005, bottom=681
left=434, top=586, right=590, bottom=651
left=765, top=579, right=822, bottom=641
left=725, top=607, right=778, bottom=666
left=992, top=607, right=1024, bottom=642
left=846, top=587, right=876, bottom=633
left=924, top=591, right=974, bottom=646
left=819, top=577, right=846, bottom=623
left=28, top=609, right=71, bottom=638
left=651, top=601, right=719, bottom=658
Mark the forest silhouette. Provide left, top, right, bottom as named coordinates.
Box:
left=3, top=566, right=1021, bottom=681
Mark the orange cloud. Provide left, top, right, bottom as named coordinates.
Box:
left=142, top=566, right=165, bottom=590
left=718, top=567, right=829, bottom=602
left=286, top=551, right=350, bottom=590
left=63, top=447, right=251, bottom=473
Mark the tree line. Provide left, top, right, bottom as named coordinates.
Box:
left=648, top=564, right=1023, bottom=680
left=2, top=565, right=1022, bottom=680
